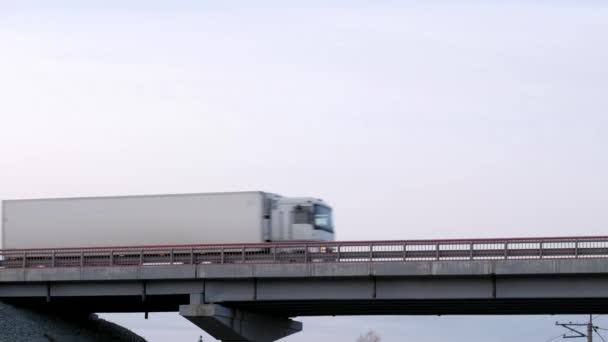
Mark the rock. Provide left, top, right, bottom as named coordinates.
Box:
left=0, top=301, right=147, bottom=342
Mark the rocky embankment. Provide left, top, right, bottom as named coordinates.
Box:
left=0, top=301, right=147, bottom=342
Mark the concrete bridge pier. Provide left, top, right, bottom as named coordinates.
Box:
left=179, top=300, right=302, bottom=342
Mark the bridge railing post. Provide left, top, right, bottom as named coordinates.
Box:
left=369, top=244, right=374, bottom=262
left=539, top=242, right=544, bottom=259
left=110, top=250, right=114, bottom=266
left=51, top=250, right=56, bottom=267
left=575, top=240, right=579, bottom=258
left=221, top=246, right=225, bottom=264
left=190, top=247, right=194, bottom=265
left=22, top=252, right=27, bottom=268
left=403, top=243, right=407, bottom=261
left=435, top=243, right=440, bottom=260
left=139, top=249, right=144, bottom=265
left=504, top=242, right=509, bottom=260
left=469, top=242, right=474, bottom=260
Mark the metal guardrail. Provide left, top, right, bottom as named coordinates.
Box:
left=1, top=236, right=608, bottom=269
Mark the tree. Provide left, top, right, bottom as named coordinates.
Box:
left=356, top=330, right=381, bottom=342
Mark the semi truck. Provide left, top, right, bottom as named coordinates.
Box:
left=1, top=191, right=335, bottom=249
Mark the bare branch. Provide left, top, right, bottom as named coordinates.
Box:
left=356, top=330, right=381, bottom=342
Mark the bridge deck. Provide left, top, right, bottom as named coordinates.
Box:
left=2, top=236, right=608, bottom=317
left=1, top=236, right=608, bottom=269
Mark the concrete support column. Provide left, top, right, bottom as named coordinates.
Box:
left=179, top=304, right=302, bottom=342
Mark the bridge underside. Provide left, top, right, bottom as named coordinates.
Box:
left=6, top=297, right=608, bottom=316
left=229, top=298, right=608, bottom=316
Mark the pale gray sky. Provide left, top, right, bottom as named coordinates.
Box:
left=1, top=1, right=607, bottom=341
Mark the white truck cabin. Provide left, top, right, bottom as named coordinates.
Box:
left=268, top=196, right=334, bottom=242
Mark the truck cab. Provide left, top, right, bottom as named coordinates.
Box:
left=267, top=195, right=334, bottom=242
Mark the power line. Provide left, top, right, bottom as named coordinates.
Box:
left=594, top=329, right=607, bottom=342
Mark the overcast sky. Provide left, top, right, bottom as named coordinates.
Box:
left=1, top=0, right=607, bottom=341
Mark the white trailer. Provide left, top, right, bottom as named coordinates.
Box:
left=1, top=191, right=334, bottom=249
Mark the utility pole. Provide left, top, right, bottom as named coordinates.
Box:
left=589, top=315, right=594, bottom=342
left=556, top=315, right=602, bottom=342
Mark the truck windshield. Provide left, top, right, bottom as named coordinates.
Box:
left=314, top=205, right=333, bottom=233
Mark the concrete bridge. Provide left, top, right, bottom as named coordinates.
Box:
left=1, top=236, right=608, bottom=341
